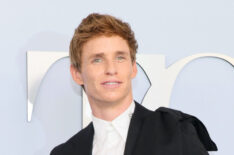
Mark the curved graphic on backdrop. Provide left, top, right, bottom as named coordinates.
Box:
left=27, top=51, right=68, bottom=122
left=138, top=53, right=234, bottom=111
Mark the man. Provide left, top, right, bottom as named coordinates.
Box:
left=51, top=13, right=217, bottom=155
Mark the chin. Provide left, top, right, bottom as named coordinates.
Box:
left=102, top=94, right=128, bottom=104
left=102, top=96, right=121, bottom=103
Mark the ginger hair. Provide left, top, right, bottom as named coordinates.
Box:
left=69, top=13, right=138, bottom=71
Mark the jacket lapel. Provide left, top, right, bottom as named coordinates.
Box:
left=74, top=123, right=94, bottom=155
left=124, top=101, right=152, bottom=155
left=77, top=102, right=152, bottom=155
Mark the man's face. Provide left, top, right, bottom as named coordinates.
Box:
left=71, top=35, right=137, bottom=106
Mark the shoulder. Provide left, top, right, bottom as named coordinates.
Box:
left=50, top=123, right=93, bottom=155
left=153, top=107, right=218, bottom=151
left=155, top=106, right=191, bottom=120
left=142, top=106, right=187, bottom=127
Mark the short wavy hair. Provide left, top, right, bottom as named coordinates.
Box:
left=69, top=13, right=138, bottom=71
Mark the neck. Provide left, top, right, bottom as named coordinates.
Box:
left=89, top=97, right=133, bottom=121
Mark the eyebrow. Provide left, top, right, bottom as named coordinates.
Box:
left=115, top=51, right=128, bottom=55
left=88, top=53, right=105, bottom=60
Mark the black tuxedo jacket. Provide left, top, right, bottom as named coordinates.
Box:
left=51, top=102, right=217, bottom=155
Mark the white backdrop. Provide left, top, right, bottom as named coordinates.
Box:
left=0, top=0, right=233, bottom=154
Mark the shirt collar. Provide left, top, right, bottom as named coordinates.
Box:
left=92, top=101, right=135, bottom=142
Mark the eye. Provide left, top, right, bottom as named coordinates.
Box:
left=116, top=56, right=125, bottom=61
left=92, top=58, right=102, bottom=63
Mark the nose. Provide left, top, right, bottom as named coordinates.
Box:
left=105, top=60, right=117, bottom=76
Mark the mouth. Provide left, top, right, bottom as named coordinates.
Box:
left=101, top=80, right=122, bottom=89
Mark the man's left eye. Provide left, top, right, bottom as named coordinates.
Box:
left=116, top=56, right=125, bottom=61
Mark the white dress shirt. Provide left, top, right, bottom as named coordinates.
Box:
left=92, top=101, right=135, bottom=155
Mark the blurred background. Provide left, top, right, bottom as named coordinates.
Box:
left=0, top=0, right=233, bottom=154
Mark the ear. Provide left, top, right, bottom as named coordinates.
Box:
left=70, top=65, right=84, bottom=85
left=131, top=61, right=138, bottom=78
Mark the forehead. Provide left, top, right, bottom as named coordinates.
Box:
left=82, top=35, right=130, bottom=57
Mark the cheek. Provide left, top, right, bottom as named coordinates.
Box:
left=120, top=68, right=134, bottom=80
left=82, top=73, right=94, bottom=84
left=124, top=64, right=134, bottom=75
left=82, top=70, right=101, bottom=86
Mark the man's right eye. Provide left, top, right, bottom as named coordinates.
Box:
left=92, top=58, right=102, bottom=63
